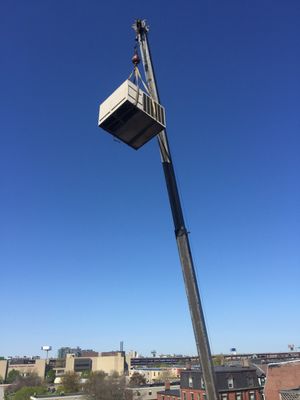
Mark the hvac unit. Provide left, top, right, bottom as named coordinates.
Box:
left=98, top=80, right=166, bottom=150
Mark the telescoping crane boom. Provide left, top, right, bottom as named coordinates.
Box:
left=98, top=19, right=219, bottom=400
left=133, top=20, right=219, bottom=400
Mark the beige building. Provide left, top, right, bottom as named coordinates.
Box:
left=0, top=385, right=12, bottom=400
left=91, top=352, right=125, bottom=374
left=129, top=368, right=177, bottom=384
left=0, top=359, right=46, bottom=381
left=128, top=383, right=180, bottom=400
left=53, top=352, right=126, bottom=377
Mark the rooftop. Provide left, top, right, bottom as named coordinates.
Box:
left=158, top=389, right=180, bottom=397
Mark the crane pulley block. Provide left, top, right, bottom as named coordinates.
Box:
left=98, top=79, right=166, bottom=150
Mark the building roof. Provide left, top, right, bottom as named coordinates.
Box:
left=132, top=367, right=163, bottom=371
left=281, top=388, right=300, bottom=393
left=181, top=367, right=260, bottom=391
left=157, top=389, right=181, bottom=397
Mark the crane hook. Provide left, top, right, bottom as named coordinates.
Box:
left=132, top=46, right=140, bottom=66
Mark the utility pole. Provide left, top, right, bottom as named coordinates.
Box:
left=133, top=20, right=218, bottom=400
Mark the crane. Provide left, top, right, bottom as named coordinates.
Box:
left=133, top=19, right=218, bottom=400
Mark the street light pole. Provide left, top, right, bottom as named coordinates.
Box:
left=133, top=20, right=218, bottom=400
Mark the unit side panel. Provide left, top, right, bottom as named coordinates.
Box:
left=99, top=80, right=129, bottom=124
left=127, top=80, right=144, bottom=109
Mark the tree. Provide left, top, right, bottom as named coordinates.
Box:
left=84, top=371, right=132, bottom=400
left=6, top=369, right=21, bottom=383
left=81, top=370, right=91, bottom=379
left=213, top=355, right=224, bottom=366
left=155, top=369, right=175, bottom=383
left=12, top=373, right=43, bottom=391
left=4, top=372, right=45, bottom=400
left=13, top=386, right=46, bottom=400
left=45, top=369, right=56, bottom=384
left=129, top=372, right=146, bottom=387
left=84, top=371, right=107, bottom=400
left=61, top=372, right=81, bottom=393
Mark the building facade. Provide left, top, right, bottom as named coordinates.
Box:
left=264, top=361, right=300, bottom=400
left=129, top=368, right=176, bottom=384
left=53, top=352, right=127, bottom=378
left=129, top=383, right=180, bottom=400
left=158, top=366, right=263, bottom=400
left=0, top=359, right=46, bottom=381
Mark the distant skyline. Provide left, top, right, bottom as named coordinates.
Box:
left=4, top=345, right=300, bottom=360
left=1, top=0, right=299, bottom=357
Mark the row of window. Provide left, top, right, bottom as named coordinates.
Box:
left=183, top=392, right=206, bottom=400
left=188, top=377, right=255, bottom=390
left=160, top=396, right=178, bottom=400
left=182, top=391, right=256, bottom=400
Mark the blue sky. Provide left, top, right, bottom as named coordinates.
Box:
left=1, top=0, right=299, bottom=358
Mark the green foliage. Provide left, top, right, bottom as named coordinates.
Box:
left=13, top=386, right=46, bottom=400
left=81, top=370, right=91, bottom=379
left=6, top=370, right=21, bottom=384
left=213, top=355, right=224, bottom=366
left=7, top=372, right=43, bottom=392
left=0, top=375, right=4, bottom=384
left=129, top=372, right=146, bottom=387
left=45, top=369, right=56, bottom=384
left=55, top=385, right=64, bottom=395
left=61, top=372, right=81, bottom=393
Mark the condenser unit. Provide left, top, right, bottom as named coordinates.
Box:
left=98, top=80, right=166, bottom=150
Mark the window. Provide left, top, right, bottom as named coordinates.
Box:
left=236, top=393, right=242, bottom=400
left=221, top=394, right=228, bottom=400
left=249, top=392, right=255, bottom=400
left=191, top=394, right=194, bottom=400
left=183, top=392, right=187, bottom=400
left=228, top=377, right=234, bottom=389
left=189, top=376, right=193, bottom=388
left=148, top=391, right=152, bottom=396
left=203, top=394, right=206, bottom=400
left=197, top=394, right=201, bottom=400
left=247, top=376, right=254, bottom=386
left=201, top=378, right=205, bottom=389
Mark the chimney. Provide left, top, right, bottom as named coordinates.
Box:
left=165, top=380, right=170, bottom=391
left=186, top=362, right=192, bottom=370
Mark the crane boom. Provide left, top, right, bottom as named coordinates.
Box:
left=133, top=19, right=219, bottom=400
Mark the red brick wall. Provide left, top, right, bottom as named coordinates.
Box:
left=157, top=394, right=180, bottom=400
left=264, top=362, right=300, bottom=400
left=180, top=389, right=205, bottom=400
left=179, top=389, right=261, bottom=400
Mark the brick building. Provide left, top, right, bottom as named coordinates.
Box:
left=264, top=361, right=300, bottom=400
left=157, top=381, right=180, bottom=400
left=158, top=366, right=262, bottom=400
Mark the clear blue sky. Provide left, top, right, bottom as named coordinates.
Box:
left=1, top=0, right=299, bottom=358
